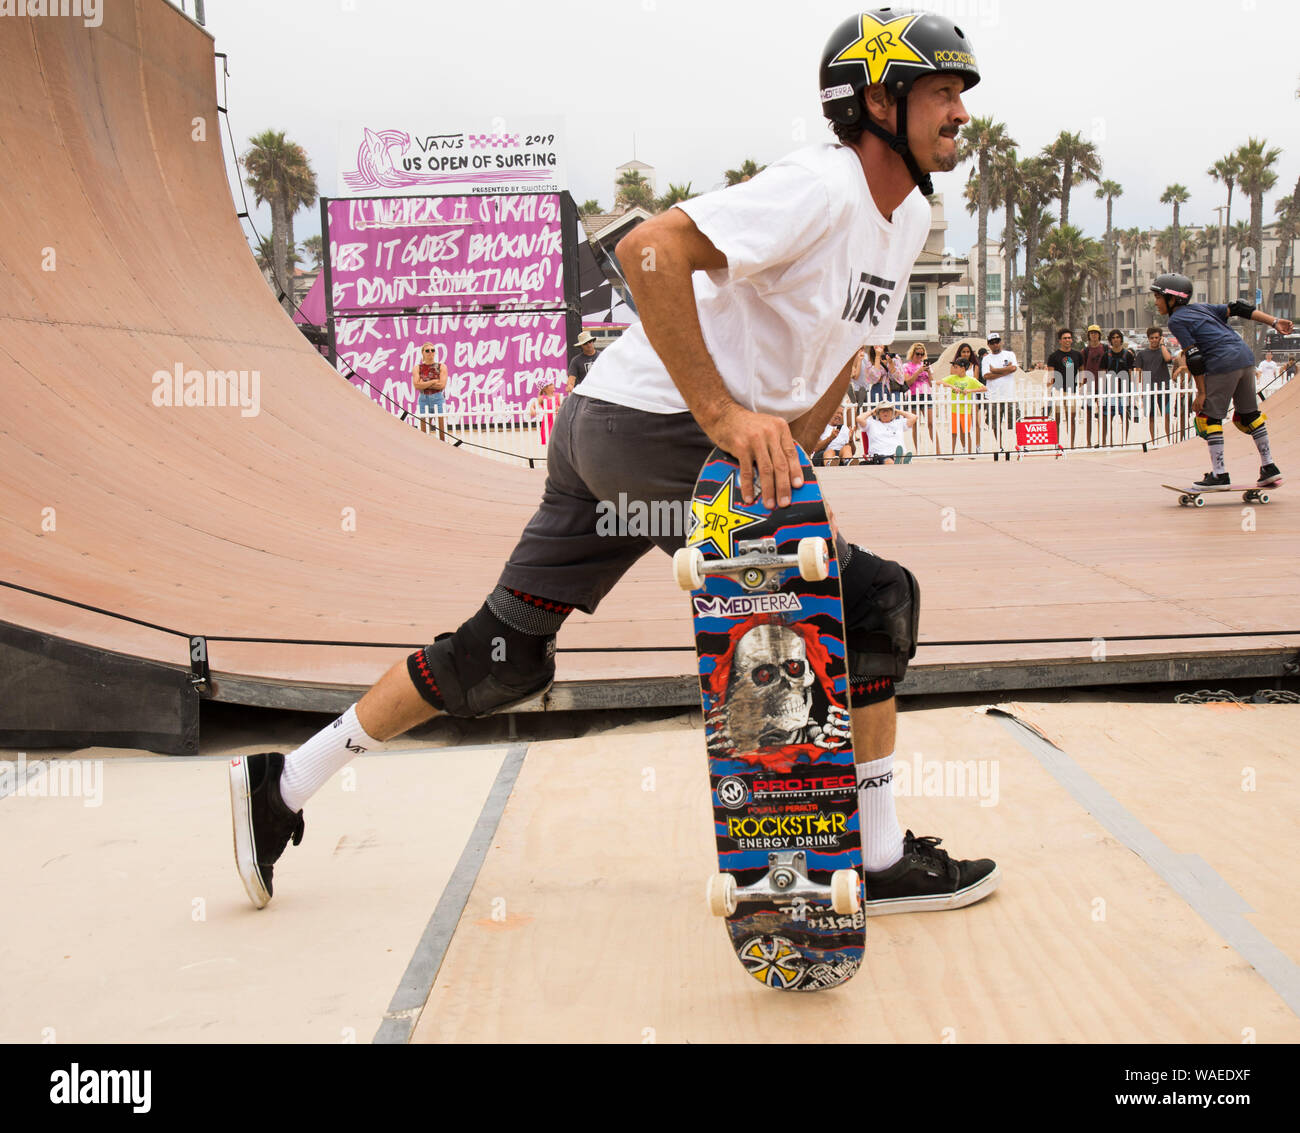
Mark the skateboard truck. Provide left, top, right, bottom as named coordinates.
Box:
left=674, top=536, right=829, bottom=592
left=708, top=851, right=860, bottom=918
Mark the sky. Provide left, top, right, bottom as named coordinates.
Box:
left=203, top=0, right=1299, bottom=258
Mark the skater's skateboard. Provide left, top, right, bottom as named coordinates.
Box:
left=1162, top=479, right=1281, bottom=507
left=674, top=445, right=864, bottom=992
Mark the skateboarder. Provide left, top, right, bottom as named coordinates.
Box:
left=1148, top=273, right=1293, bottom=487
left=232, top=8, right=1000, bottom=918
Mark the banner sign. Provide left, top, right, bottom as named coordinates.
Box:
left=335, top=311, right=568, bottom=417
left=338, top=117, right=565, bottom=196
left=324, top=193, right=565, bottom=315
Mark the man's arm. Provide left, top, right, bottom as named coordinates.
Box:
left=617, top=208, right=801, bottom=508
left=787, top=352, right=858, bottom=453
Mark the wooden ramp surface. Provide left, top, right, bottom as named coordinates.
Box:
left=413, top=705, right=1300, bottom=1044
left=1, top=0, right=1297, bottom=733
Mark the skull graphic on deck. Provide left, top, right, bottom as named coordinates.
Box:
left=725, top=625, right=817, bottom=752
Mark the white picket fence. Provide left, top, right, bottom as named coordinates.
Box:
left=411, top=372, right=1291, bottom=466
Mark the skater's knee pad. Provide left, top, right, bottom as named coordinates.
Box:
left=841, top=547, right=919, bottom=697
left=1233, top=410, right=1266, bottom=435
left=407, top=602, right=556, bottom=717
left=1195, top=414, right=1222, bottom=439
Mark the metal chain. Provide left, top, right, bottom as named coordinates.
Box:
left=1174, top=689, right=1300, bottom=704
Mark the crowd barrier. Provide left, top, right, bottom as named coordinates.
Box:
left=410, top=371, right=1293, bottom=466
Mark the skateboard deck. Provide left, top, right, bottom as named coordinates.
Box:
left=1162, top=480, right=1281, bottom=507
left=674, top=445, right=864, bottom=992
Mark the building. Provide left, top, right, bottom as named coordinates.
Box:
left=936, top=238, right=1009, bottom=341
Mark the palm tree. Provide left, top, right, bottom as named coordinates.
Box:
left=254, top=235, right=301, bottom=275
left=1208, top=153, right=1241, bottom=299
left=1159, top=184, right=1190, bottom=273
left=1038, top=224, right=1108, bottom=337
left=1155, top=225, right=1193, bottom=275
left=1044, top=130, right=1102, bottom=230
left=655, top=182, right=697, bottom=212
left=1265, top=190, right=1299, bottom=312
left=242, top=130, right=318, bottom=313
left=615, top=170, right=655, bottom=213
left=1229, top=219, right=1253, bottom=299
left=302, top=234, right=323, bottom=270
left=956, top=116, right=1015, bottom=338
left=1235, top=137, right=1282, bottom=350
left=991, top=146, right=1022, bottom=333
left=1118, top=226, right=1152, bottom=326
left=724, top=159, right=766, bottom=186
left=578, top=199, right=604, bottom=216
left=1094, top=180, right=1123, bottom=326
left=1015, top=155, right=1060, bottom=365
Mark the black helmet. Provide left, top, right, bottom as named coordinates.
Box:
left=1149, top=273, right=1193, bottom=308
left=819, top=9, right=979, bottom=196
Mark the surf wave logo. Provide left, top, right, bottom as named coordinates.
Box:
left=342, top=127, right=434, bottom=191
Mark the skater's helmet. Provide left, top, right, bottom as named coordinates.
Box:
left=1149, top=273, right=1193, bottom=310
left=819, top=9, right=980, bottom=196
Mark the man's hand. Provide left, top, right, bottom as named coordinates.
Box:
left=702, top=402, right=803, bottom=508
left=1192, top=392, right=1205, bottom=414
left=1275, top=318, right=1294, bottom=335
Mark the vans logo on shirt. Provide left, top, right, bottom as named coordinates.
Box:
left=842, top=271, right=897, bottom=326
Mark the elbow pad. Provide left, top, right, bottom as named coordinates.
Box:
left=1227, top=300, right=1256, bottom=320
left=1184, top=345, right=1207, bottom=376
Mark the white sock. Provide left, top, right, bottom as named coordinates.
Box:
left=279, top=704, right=380, bottom=812
left=856, top=755, right=904, bottom=872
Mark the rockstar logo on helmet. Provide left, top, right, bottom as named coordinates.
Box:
left=830, top=11, right=932, bottom=87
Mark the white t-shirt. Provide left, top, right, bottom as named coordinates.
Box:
left=574, top=143, right=932, bottom=421
left=982, top=348, right=1018, bottom=401
left=1257, top=360, right=1278, bottom=387
left=819, top=422, right=852, bottom=450
left=864, top=415, right=907, bottom=456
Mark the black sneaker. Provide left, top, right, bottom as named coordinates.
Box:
left=1258, top=463, right=1282, bottom=485
left=1193, top=471, right=1230, bottom=488
left=863, top=830, right=1000, bottom=916
left=229, top=752, right=304, bottom=909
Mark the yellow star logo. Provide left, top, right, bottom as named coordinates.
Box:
left=831, top=11, right=930, bottom=87
left=686, top=476, right=764, bottom=558
left=814, top=814, right=832, bottom=835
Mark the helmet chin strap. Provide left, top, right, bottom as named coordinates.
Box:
left=859, top=97, right=934, bottom=197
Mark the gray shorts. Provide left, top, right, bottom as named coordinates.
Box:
left=1202, top=366, right=1258, bottom=420
left=498, top=395, right=850, bottom=615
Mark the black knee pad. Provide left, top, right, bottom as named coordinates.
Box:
left=841, top=547, right=919, bottom=693
left=407, top=602, right=556, bottom=717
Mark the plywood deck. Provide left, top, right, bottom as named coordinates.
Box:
left=1, top=1, right=1296, bottom=732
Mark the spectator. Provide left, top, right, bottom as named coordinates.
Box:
left=412, top=342, right=448, bottom=440
left=1078, top=323, right=1106, bottom=446
left=847, top=346, right=870, bottom=409
left=860, top=345, right=889, bottom=405
left=567, top=331, right=599, bottom=393
left=860, top=402, right=916, bottom=464
left=1099, top=329, right=1137, bottom=445
left=1256, top=349, right=1278, bottom=395
left=525, top=380, right=563, bottom=447
left=812, top=405, right=857, bottom=466
left=901, top=341, right=935, bottom=450
left=882, top=349, right=908, bottom=403
left=941, top=351, right=986, bottom=453
left=1041, top=327, right=1084, bottom=447
left=1134, top=325, right=1176, bottom=441
left=981, top=332, right=1018, bottom=449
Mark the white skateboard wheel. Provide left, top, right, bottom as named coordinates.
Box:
left=831, top=869, right=860, bottom=915
left=707, top=872, right=737, bottom=917
left=1193, top=495, right=1205, bottom=508
left=1258, top=492, right=1270, bottom=504
left=796, top=536, right=829, bottom=581
left=673, top=546, right=705, bottom=591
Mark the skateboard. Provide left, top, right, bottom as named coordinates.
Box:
left=673, top=445, right=864, bottom=992
left=1162, top=479, right=1281, bottom=507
